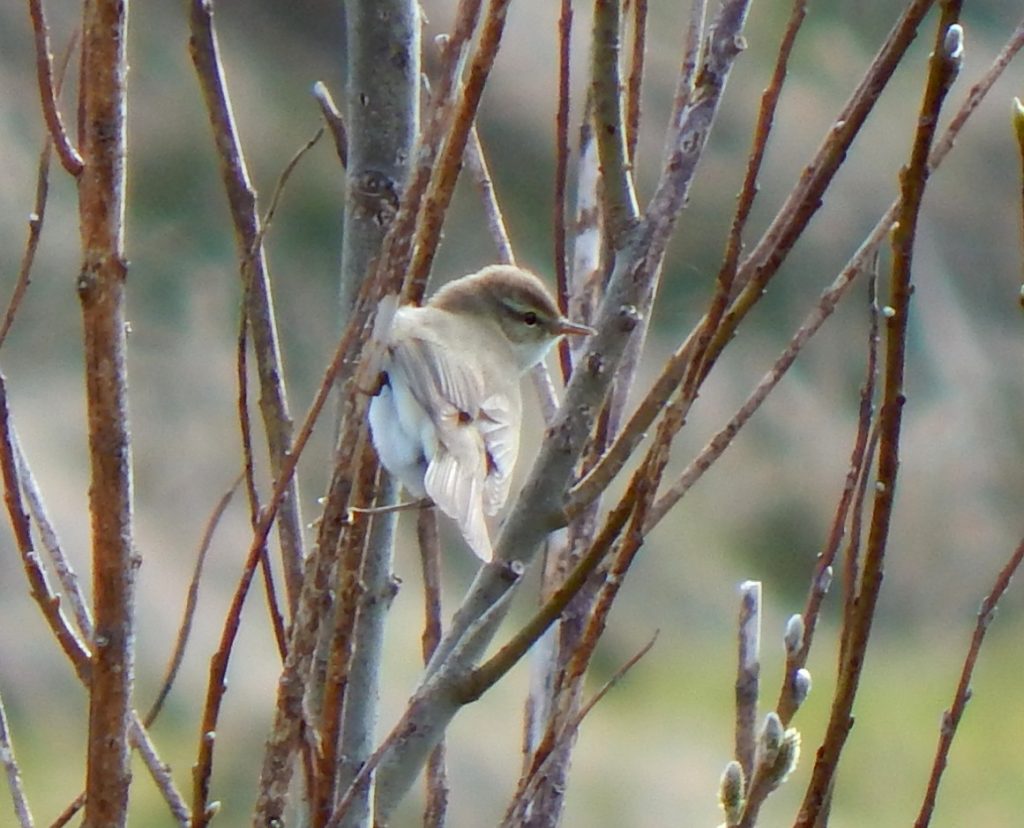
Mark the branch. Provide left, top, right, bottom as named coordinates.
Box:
left=795, top=8, right=964, bottom=825
left=78, top=0, right=135, bottom=820
left=570, top=0, right=932, bottom=514
left=312, top=81, right=348, bottom=167
left=501, top=632, right=657, bottom=826
left=776, top=273, right=880, bottom=725
left=553, top=0, right=574, bottom=381
left=913, top=534, right=1024, bottom=828
left=27, top=0, right=83, bottom=176
left=367, top=5, right=753, bottom=814
left=734, top=581, right=761, bottom=780
left=404, top=0, right=513, bottom=302
left=418, top=508, right=449, bottom=827
left=0, top=687, right=33, bottom=827
left=144, top=478, right=240, bottom=727
left=189, top=0, right=306, bottom=612
left=0, top=31, right=78, bottom=351
left=623, top=0, right=648, bottom=164
left=591, top=0, right=640, bottom=247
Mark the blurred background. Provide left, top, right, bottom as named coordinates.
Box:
left=1, top=1, right=1023, bottom=825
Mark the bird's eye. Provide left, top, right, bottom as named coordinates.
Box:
left=523, top=311, right=539, bottom=326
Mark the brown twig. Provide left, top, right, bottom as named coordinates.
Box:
left=0, top=32, right=78, bottom=351
left=459, top=490, right=635, bottom=703
left=624, top=0, right=647, bottom=164
left=312, top=81, right=348, bottom=167
left=681, top=0, right=808, bottom=403
left=404, top=0, right=513, bottom=302
left=913, top=535, right=1024, bottom=828
left=235, top=292, right=288, bottom=660
left=795, top=8, right=964, bottom=825
left=50, top=793, right=86, bottom=828
left=189, top=0, right=306, bottom=614
left=367, top=5, right=755, bottom=816
left=776, top=272, right=879, bottom=725
left=501, top=632, right=657, bottom=826
left=418, top=508, right=449, bottom=827
left=554, top=0, right=574, bottom=381
left=78, top=0, right=136, bottom=819
left=27, top=0, right=83, bottom=176
left=312, top=505, right=369, bottom=828
left=254, top=126, right=324, bottom=257
left=643, top=245, right=873, bottom=531
left=373, top=0, right=484, bottom=301
left=144, top=478, right=241, bottom=728
left=591, top=0, right=640, bottom=248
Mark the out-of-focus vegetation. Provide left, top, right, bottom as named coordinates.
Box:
left=1, top=1, right=1022, bottom=825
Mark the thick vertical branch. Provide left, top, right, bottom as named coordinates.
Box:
left=78, top=1, right=135, bottom=825
left=328, top=3, right=419, bottom=825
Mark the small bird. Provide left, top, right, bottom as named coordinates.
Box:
left=368, top=265, right=595, bottom=561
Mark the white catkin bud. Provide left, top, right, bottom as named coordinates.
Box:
left=766, top=728, right=802, bottom=791
left=944, top=24, right=964, bottom=62
left=718, top=760, right=745, bottom=825
left=816, top=565, right=834, bottom=594
left=758, top=712, right=784, bottom=768
left=784, top=614, right=805, bottom=655
left=881, top=305, right=896, bottom=318
left=793, top=668, right=812, bottom=706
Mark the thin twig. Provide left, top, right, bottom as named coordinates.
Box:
left=313, top=81, right=348, bottom=167
left=795, top=8, right=964, bottom=824
left=235, top=291, right=288, bottom=660
left=27, top=0, right=83, bottom=176
left=913, top=535, right=1024, bottom=828
left=49, top=793, right=85, bottom=828
left=253, top=126, right=325, bottom=257
left=501, top=632, right=657, bottom=826
left=624, top=0, right=647, bottom=164
left=13, top=435, right=92, bottom=639
left=465, top=123, right=515, bottom=266
left=591, top=0, right=640, bottom=248
left=776, top=271, right=879, bottom=725
left=643, top=246, right=872, bottom=531
left=404, top=0, right=514, bottom=302
left=189, top=0, right=306, bottom=613
left=554, top=0, right=574, bottom=381
left=145, top=477, right=241, bottom=727
left=0, top=686, right=33, bottom=827
left=662, top=0, right=706, bottom=160
left=418, top=508, right=449, bottom=827
left=0, top=32, right=78, bottom=350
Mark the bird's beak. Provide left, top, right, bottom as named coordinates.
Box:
left=557, top=318, right=596, bottom=337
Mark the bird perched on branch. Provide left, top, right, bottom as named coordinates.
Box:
left=368, top=265, right=595, bottom=561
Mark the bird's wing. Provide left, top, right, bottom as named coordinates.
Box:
left=387, top=332, right=494, bottom=561
left=477, top=391, right=519, bottom=516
